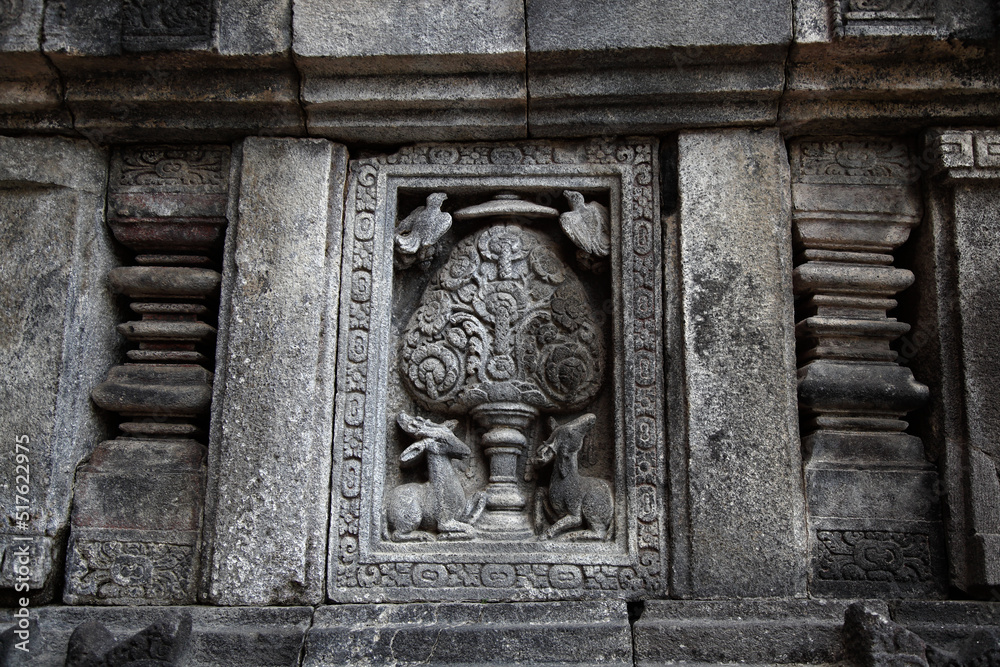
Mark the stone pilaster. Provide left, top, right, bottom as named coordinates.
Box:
left=64, top=145, right=231, bottom=604
left=790, top=137, right=945, bottom=597
left=202, top=137, right=345, bottom=605
left=923, top=129, right=1000, bottom=597
left=0, top=137, right=114, bottom=605
left=671, top=129, right=807, bottom=598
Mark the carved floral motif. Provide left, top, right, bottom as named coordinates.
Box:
left=67, top=540, right=194, bottom=602
left=332, top=139, right=664, bottom=600
left=815, top=530, right=934, bottom=583
left=400, top=225, right=604, bottom=413
left=122, top=0, right=212, bottom=37
left=792, top=139, right=914, bottom=184
left=113, top=146, right=229, bottom=191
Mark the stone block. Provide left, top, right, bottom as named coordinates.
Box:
left=44, top=0, right=291, bottom=55
left=293, top=0, right=526, bottom=142
left=0, top=0, right=43, bottom=52
left=202, top=137, right=347, bottom=605
left=301, top=72, right=527, bottom=143
left=303, top=601, right=632, bottom=666
left=890, top=600, right=1000, bottom=649
left=526, top=0, right=789, bottom=136
left=528, top=0, right=791, bottom=53
left=0, top=606, right=312, bottom=666
left=634, top=598, right=887, bottom=665
left=292, top=0, right=525, bottom=71
left=0, top=137, right=115, bottom=604
left=328, top=139, right=666, bottom=603
left=671, top=128, right=807, bottom=598
left=793, top=0, right=995, bottom=42
left=58, top=61, right=304, bottom=143
left=0, top=51, right=71, bottom=132
left=63, top=438, right=207, bottom=605
left=220, top=0, right=292, bottom=55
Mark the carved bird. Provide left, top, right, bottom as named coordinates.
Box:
left=395, top=192, right=451, bottom=269
left=560, top=190, right=610, bottom=258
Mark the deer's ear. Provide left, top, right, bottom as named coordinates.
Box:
left=548, top=416, right=558, bottom=432
left=400, top=441, right=426, bottom=464
left=443, top=419, right=459, bottom=432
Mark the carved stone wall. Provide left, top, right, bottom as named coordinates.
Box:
left=329, top=139, right=666, bottom=602
left=1, top=0, right=999, bottom=664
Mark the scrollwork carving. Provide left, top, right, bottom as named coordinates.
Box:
left=400, top=225, right=604, bottom=413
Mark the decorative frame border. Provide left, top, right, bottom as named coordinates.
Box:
left=328, top=139, right=665, bottom=602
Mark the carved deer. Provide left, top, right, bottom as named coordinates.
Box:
left=531, top=414, right=613, bottom=540
left=385, top=412, right=484, bottom=542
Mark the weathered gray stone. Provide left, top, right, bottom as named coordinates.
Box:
left=45, top=0, right=291, bottom=55
left=0, top=52, right=70, bottom=133
left=844, top=602, right=931, bottom=667
left=0, top=137, right=115, bottom=604
left=292, top=0, right=524, bottom=70
left=671, top=128, right=807, bottom=598
left=65, top=614, right=192, bottom=666
left=303, top=601, right=632, bottom=666
left=529, top=0, right=791, bottom=52
left=0, top=606, right=312, bottom=666
left=293, top=0, right=526, bottom=142
left=0, top=0, right=43, bottom=52
left=202, top=137, right=346, bottom=605
left=635, top=598, right=888, bottom=665
left=922, top=129, right=1000, bottom=597
left=56, top=60, right=304, bottom=143
left=793, top=0, right=995, bottom=42
left=328, top=139, right=666, bottom=603
left=63, top=437, right=207, bottom=606
left=300, top=72, right=527, bottom=143
left=218, top=0, right=291, bottom=56
left=785, top=13, right=999, bottom=135
left=890, top=600, right=1000, bottom=649
left=526, top=0, right=790, bottom=136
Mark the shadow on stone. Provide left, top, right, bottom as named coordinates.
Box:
left=65, top=613, right=192, bottom=666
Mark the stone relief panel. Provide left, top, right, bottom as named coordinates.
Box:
left=833, top=0, right=936, bottom=36
left=329, top=139, right=666, bottom=602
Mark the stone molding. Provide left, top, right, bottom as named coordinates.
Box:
left=1, top=0, right=995, bottom=139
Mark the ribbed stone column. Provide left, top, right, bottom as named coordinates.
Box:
left=790, top=137, right=945, bottom=597
left=65, top=145, right=231, bottom=605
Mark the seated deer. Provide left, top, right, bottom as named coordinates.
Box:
left=385, top=412, right=484, bottom=542
left=530, top=413, right=613, bottom=541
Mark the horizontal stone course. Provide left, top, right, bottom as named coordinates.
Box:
left=0, top=0, right=994, bottom=138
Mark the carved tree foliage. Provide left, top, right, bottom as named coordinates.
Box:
left=400, top=224, right=604, bottom=413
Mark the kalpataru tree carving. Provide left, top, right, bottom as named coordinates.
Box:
left=397, top=203, right=606, bottom=538
left=329, top=139, right=665, bottom=603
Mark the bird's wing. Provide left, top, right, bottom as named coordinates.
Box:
left=395, top=205, right=427, bottom=254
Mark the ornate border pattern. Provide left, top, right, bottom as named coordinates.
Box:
left=329, top=139, right=666, bottom=602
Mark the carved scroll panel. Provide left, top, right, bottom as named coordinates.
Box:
left=328, top=140, right=666, bottom=602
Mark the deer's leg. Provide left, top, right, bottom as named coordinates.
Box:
left=461, top=491, right=487, bottom=524
left=544, top=513, right=583, bottom=540
left=438, top=518, right=476, bottom=541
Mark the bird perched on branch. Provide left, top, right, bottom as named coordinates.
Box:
left=395, top=192, right=452, bottom=269
left=560, top=190, right=610, bottom=260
